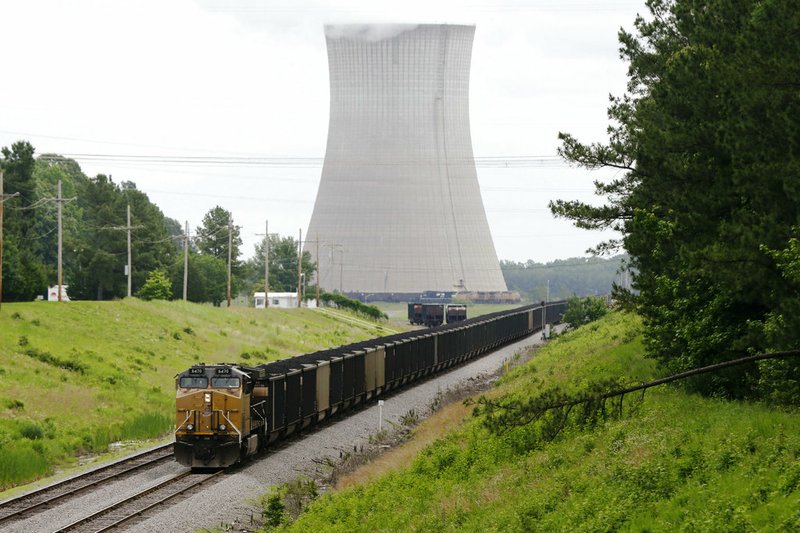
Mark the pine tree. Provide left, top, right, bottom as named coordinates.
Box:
left=550, top=0, right=800, bottom=398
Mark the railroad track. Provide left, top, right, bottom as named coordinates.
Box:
left=0, top=443, right=175, bottom=527
left=59, top=469, right=225, bottom=532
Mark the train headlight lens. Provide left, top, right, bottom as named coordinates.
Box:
left=187, top=424, right=194, bottom=431
left=219, top=424, right=227, bottom=431
left=204, top=393, right=211, bottom=403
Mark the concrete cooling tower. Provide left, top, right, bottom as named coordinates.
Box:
left=306, top=24, right=508, bottom=296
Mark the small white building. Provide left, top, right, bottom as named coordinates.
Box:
left=254, top=292, right=317, bottom=309
left=47, top=285, right=70, bottom=302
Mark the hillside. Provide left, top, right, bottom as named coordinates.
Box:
left=0, top=300, right=391, bottom=491
left=501, top=255, right=627, bottom=301
left=279, top=312, right=800, bottom=531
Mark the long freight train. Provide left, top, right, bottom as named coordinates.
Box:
left=174, top=301, right=567, bottom=468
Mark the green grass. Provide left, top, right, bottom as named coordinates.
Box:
left=279, top=312, right=800, bottom=532
left=0, top=299, right=390, bottom=492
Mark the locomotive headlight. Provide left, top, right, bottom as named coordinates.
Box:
left=187, top=424, right=194, bottom=431
left=204, top=393, right=211, bottom=403
left=219, top=424, right=227, bottom=431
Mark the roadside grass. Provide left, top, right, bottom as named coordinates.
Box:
left=0, top=299, right=389, bottom=492
left=279, top=312, right=800, bottom=532
left=334, top=399, right=474, bottom=492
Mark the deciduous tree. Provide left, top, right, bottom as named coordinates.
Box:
left=244, top=234, right=315, bottom=294
left=1, top=141, right=48, bottom=301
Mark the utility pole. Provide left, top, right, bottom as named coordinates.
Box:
left=297, top=228, right=302, bottom=308
left=127, top=204, right=132, bottom=298
left=323, top=242, right=342, bottom=295
left=297, top=234, right=321, bottom=307
left=57, top=181, right=63, bottom=302
left=108, top=208, right=142, bottom=298
left=113, top=203, right=142, bottom=298
left=255, top=220, right=271, bottom=308
left=541, top=279, right=550, bottom=338
left=183, top=221, right=189, bottom=301
left=54, top=181, right=76, bottom=302
left=227, top=219, right=233, bottom=308
left=0, top=171, right=20, bottom=312
left=265, top=220, right=269, bottom=307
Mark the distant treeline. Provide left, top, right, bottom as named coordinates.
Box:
left=500, top=255, right=626, bottom=302
left=0, top=141, right=315, bottom=304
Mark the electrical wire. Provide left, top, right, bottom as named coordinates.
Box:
left=38, top=153, right=568, bottom=169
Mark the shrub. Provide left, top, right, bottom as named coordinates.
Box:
left=20, top=422, right=45, bottom=440
left=137, top=269, right=173, bottom=301
left=562, top=296, right=608, bottom=327
left=262, top=477, right=319, bottom=528
left=5, top=399, right=25, bottom=411
left=320, top=292, right=388, bottom=320
left=23, top=347, right=87, bottom=374
left=756, top=358, right=800, bottom=406
left=263, top=492, right=287, bottom=528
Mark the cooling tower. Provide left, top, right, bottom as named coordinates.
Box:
left=306, top=24, right=507, bottom=294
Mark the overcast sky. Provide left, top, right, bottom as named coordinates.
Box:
left=0, top=0, right=643, bottom=263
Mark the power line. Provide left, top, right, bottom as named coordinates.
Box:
left=39, top=153, right=568, bottom=169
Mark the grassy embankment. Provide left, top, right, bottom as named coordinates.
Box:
left=280, top=312, right=800, bottom=531
left=0, top=299, right=390, bottom=492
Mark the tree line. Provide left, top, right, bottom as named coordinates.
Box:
left=551, top=0, right=799, bottom=403
left=500, top=255, right=627, bottom=302
left=0, top=142, right=315, bottom=305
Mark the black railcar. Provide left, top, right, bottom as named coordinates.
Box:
left=445, top=304, right=467, bottom=323
left=408, top=302, right=446, bottom=327
left=408, top=303, right=424, bottom=325
left=422, top=304, right=444, bottom=327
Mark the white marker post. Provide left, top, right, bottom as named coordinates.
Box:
left=378, top=400, right=384, bottom=431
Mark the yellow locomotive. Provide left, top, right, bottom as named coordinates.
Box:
left=174, top=364, right=268, bottom=468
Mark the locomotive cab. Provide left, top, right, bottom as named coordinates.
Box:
left=174, top=364, right=266, bottom=468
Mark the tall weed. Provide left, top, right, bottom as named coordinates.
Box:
left=0, top=443, right=51, bottom=490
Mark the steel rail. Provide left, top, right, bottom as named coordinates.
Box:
left=94, top=470, right=226, bottom=532
left=56, top=469, right=194, bottom=532
left=0, top=443, right=174, bottom=525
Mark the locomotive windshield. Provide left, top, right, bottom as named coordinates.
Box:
left=179, top=376, right=208, bottom=388
left=211, top=377, right=240, bottom=388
